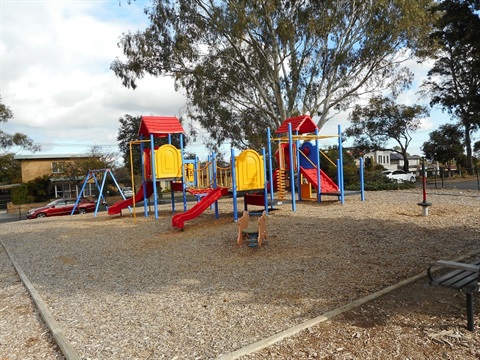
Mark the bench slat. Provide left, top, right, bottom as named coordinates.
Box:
left=429, top=259, right=480, bottom=293
left=427, top=258, right=480, bottom=332
left=441, top=273, right=478, bottom=292
left=431, top=269, right=467, bottom=285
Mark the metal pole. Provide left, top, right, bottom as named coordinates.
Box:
left=231, top=148, right=238, bottom=221
left=267, top=128, right=275, bottom=208
left=288, top=123, right=296, bottom=212
left=315, top=128, right=321, bottom=203
left=360, top=157, right=365, bottom=201
left=262, top=147, right=268, bottom=214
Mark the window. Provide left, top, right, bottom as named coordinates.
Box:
left=52, top=162, right=65, bottom=174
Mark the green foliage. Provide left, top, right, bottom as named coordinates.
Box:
left=11, top=185, right=34, bottom=204
left=422, top=123, right=464, bottom=168
left=421, top=0, right=480, bottom=170
left=112, top=0, right=434, bottom=151
left=117, top=114, right=142, bottom=174
left=345, top=95, right=428, bottom=172
left=0, top=154, right=21, bottom=185
left=26, top=175, right=52, bottom=202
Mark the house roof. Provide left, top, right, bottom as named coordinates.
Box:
left=390, top=153, right=422, bottom=160
left=275, top=115, right=319, bottom=135
left=138, top=116, right=186, bottom=138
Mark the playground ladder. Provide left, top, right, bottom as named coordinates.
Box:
left=277, top=168, right=286, bottom=200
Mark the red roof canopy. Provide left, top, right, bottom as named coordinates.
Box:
left=138, top=116, right=186, bottom=138
left=275, top=115, right=318, bottom=135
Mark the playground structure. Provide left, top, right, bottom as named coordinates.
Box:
left=270, top=115, right=365, bottom=212
left=73, top=169, right=125, bottom=217
left=106, top=114, right=365, bottom=229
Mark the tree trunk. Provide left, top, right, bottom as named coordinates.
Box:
left=402, top=151, right=410, bottom=173
left=464, top=123, right=474, bottom=174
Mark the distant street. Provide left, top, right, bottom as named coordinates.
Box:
left=422, top=178, right=480, bottom=191
left=0, top=208, right=108, bottom=224
left=0, top=211, right=23, bottom=224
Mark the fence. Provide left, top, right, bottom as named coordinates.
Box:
left=425, top=167, right=480, bottom=190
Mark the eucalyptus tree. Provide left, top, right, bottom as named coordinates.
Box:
left=421, top=0, right=480, bottom=170
left=422, top=123, right=464, bottom=170
left=112, top=0, right=434, bottom=150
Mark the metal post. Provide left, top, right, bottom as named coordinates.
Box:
left=267, top=128, right=275, bottom=208
left=262, top=147, right=268, bottom=214
left=231, top=148, right=238, bottom=221
left=180, top=133, right=187, bottom=212
left=315, top=128, right=321, bottom=203
left=338, top=125, right=344, bottom=205
left=150, top=134, right=158, bottom=219
left=213, top=151, right=219, bottom=218
left=288, top=123, right=296, bottom=212
left=467, top=293, right=475, bottom=331
left=139, top=136, right=148, bottom=218
left=360, top=157, right=365, bottom=201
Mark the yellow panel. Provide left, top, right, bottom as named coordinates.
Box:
left=235, top=149, right=265, bottom=191
left=185, top=163, right=194, bottom=183
left=154, top=144, right=182, bottom=179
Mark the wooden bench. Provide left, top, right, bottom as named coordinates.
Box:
left=427, top=259, right=480, bottom=331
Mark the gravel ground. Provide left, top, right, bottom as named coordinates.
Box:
left=1, top=189, right=479, bottom=359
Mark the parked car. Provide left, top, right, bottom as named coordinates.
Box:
left=383, top=170, right=416, bottom=183
left=26, top=198, right=96, bottom=219
left=121, top=187, right=133, bottom=198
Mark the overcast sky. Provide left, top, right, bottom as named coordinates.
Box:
left=1, top=0, right=455, bottom=164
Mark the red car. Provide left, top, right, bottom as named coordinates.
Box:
left=26, top=198, right=97, bottom=219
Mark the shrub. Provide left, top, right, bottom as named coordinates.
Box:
left=11, top=185, right=34, bottom=204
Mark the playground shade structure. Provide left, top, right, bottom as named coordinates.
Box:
left=107, top=182, right=154, bottom=215
left=172, top=187, right=229, bottom=229
left=300, top=167, right=339, bottom=193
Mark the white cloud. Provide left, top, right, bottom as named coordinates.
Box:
left=1, top=0, right=188, bottom=159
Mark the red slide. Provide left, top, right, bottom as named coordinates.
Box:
left=172, top=187, right=228, bottom=229
left=300, top=167, right=339, bottom=193
left=108, top=182, right=154, bottom=215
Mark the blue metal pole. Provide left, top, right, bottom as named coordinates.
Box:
left=95, top=169, right=108, bottom=217
left=288, top=123, right=296, bottom=212
left=72, top=171, right=90, bottom=215
left=296, top=131, right=302, bottom=201
left=150, top=134, right=159, bottom=218
left=194, top=155, right=199, bottom=188
left=360, top=157, right=365, bottom=201
left=213, top=151, right=220, bottom=218
left=267, top=128, right=274, bottom=208
left=315, top=128, right=321, bottom=203
left=139, top=136, right=148, bottom=218
left=338, top=125, right=345, bottom=205
left=262, top=147, right=268, bottom=215
left=231, top=148, right=238, bottom=221
left=180, top=133, right=187, bottom=212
